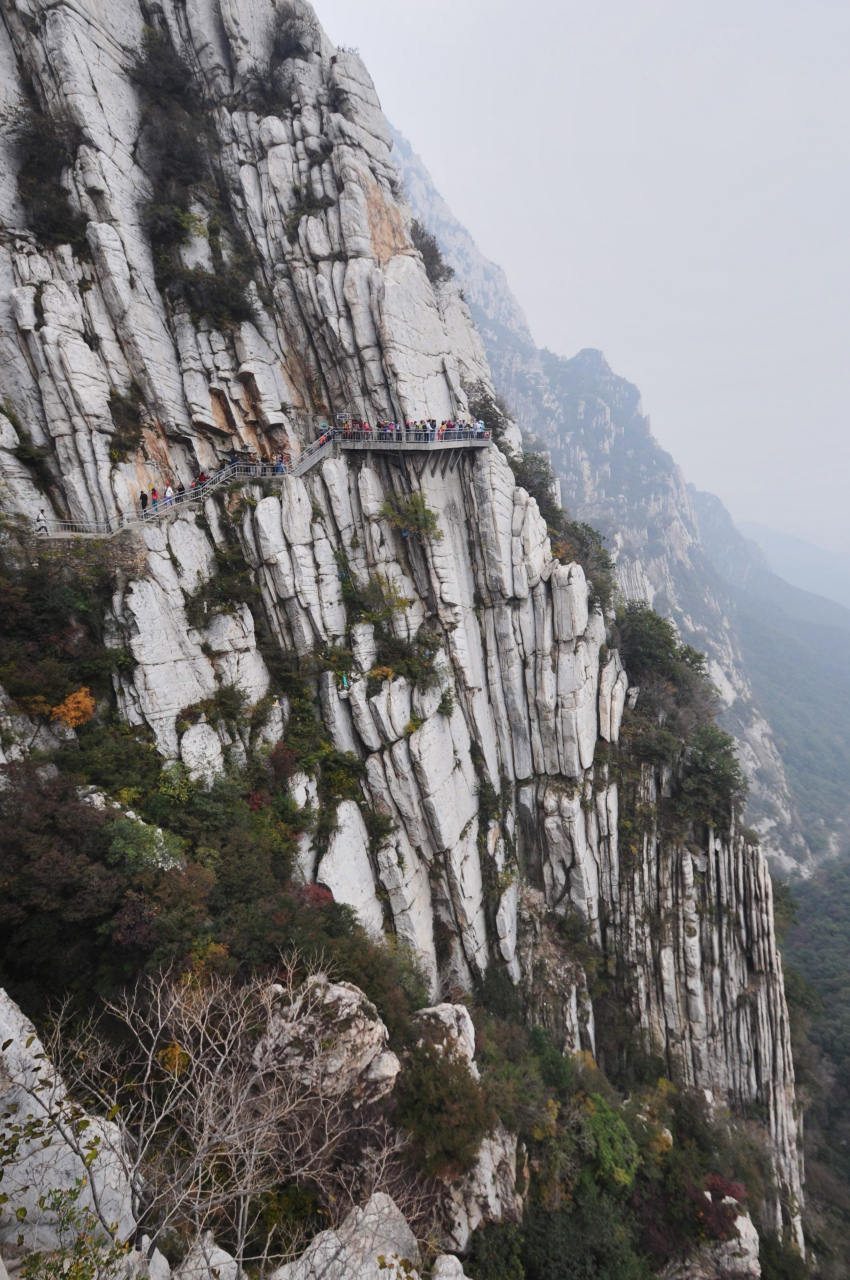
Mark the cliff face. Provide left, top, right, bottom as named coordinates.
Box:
left=392, top=133, right=822, bottom=878
left=0, top=0, right=802, bottom=1253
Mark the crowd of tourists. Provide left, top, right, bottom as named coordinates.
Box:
left=338, top=418, right=488, bottom=441
left=137, top=448, right=292, bottom=513
left=131, top=418, right=489, bottom=519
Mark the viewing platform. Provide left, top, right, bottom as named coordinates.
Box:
left=34, top=427, right=492, bottom=539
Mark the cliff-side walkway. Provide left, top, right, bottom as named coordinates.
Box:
left=35, top=429, right=491, bottom=539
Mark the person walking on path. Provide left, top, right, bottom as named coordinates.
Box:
left=150, top=487, right=158, bottom=511
left=35, top=508, right=48, bottom=536
left=140, top=490, right=148, bottom=514
left=176, top=482, right=186, bottom=503
left=164, top=483, right=174, bottom=507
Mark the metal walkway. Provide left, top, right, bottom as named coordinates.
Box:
left=36, top=429, right=491, bottom=538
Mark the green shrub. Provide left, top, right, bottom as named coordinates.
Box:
left=465, top=380, right=514, bottom=449
left=437, top=688, right=455, bottom=717
left=527, top=1025, right=576, bottom=1095
left=379, top=492, right=444, bottom=543
left=272, top=1, right=319, bottom=62
left=410, top=220, right=454, bottom=286
left=59, top=723, right=163, bottom=803
left=521, top=1189, right=649, bottom=1280
left=612, top=601, right=747, bottom=829
left=185, top=542, right=261, bottom=627
left=676, top=723, right=748, bottom=826
left=394, top=1041, right=495, bottom=1178
left=133, top=28, right=254, bottom=329
left=466, top=1223, right=525, bottom=1280
left=178, top=263, right=255, bottom=329
left=508, top=449, right=616, bottom=612
left=178, top=685, right=249, bottom=734
left=584, top=1093, right=639, bottom=1197
left=0, top=543, right=126, bottom=712
left=759, top=1235, right=807, bottom=1280
left=12, top=102, right=89, bottom=252
left=11, top=425, right=54, bottom=491
left=108, top=385, right=145, bottom=462
left=284, top=185, right=334, bottom=242
left=107, top=817, right=183, bottom=874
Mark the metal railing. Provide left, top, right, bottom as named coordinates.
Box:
left=35, top=428, right=491, bottom=539
left=339, top=427, right=490, bottom=445
left=38, top=461, right=292, bottom=538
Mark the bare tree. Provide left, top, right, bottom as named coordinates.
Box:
left=37, top=960, right=381, bottom=1272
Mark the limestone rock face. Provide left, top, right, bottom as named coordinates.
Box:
left=395, top=128, right=816, bottom=881
left=0, top=990, right=134, bottom=1253
left=270, top=1192, right=420, bottom=1280
left=660, top=1206, right=761, bottom=1279
left=259, top=975, right=401, bottom=1106
left=442, top=1121, right=522, bottom=1254
left=174, top=1234, right=237, bottom=1280
left=0, top=0, right=803, bottom=1256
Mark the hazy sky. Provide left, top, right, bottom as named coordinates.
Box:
left=316, top=0, right=850, bottom=551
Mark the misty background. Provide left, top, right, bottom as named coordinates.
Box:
left=317, top=0, right=850, bottom=563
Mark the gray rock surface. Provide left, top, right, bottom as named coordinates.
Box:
left=260, top=975, right=401, bottom=1106
left=660, top=1205, right=761, bottom=1278
left=394, top=126, right=818, bottom=880
left=0, top=990, right=134, bottom=1253
left=269, top=1192, right=419, bottom=1280
left=0, top=0, right=803, bottom=1255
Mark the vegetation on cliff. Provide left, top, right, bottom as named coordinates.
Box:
left=0, top=509, right=801, bottom=1276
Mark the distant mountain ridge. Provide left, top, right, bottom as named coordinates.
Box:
left=392, top=125, right=850, bottom=871
left=738, top=520, right=850, bottom=614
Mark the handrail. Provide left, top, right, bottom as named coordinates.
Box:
left=34, top=430, right=491, bottom=538
left=38, top=460, right=290, bottom=537
left=339, top=428, right=489, bottom=444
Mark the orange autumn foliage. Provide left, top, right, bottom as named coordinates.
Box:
left=50, top=686, right=96, bottom=728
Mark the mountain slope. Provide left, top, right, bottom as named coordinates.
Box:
left=739, top=520, right=850, bottom=613
left=393, top=127, right=850, bottom=874
left=0, top=3, right=807, bottom=1265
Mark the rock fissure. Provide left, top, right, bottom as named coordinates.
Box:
left=0, top=0, right=806, bottom=1270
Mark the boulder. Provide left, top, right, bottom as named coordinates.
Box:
left=659, top=1207, right=761, bottom=1279
left=411, top=1004, right=477, bottom=1074
left=270, top=1192, right=419, bottom=1280
left=441, top=1121, right=521, bottom=1254
left=431, top=1258, right=468, bottom=1279
left=257, top=976, right=400, bottom=1106
left=0, top=990, right=134, bottom=1253
left=174, top=1233, right=238, bottom=1280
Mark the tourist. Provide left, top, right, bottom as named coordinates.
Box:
left=164, top=483, right=174, bottom=507
left=140, top=490, right=148, bottom=513
left=150, top=486, right=158, bottom=510
left=35, top=508, right=48, bottom=536
left=176, top=482, right=186, bottom=502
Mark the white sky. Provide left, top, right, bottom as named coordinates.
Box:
left=315, top=0, right=850, bottom=552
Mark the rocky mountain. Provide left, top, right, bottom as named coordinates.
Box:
left=0, top=0, right=808, bottom=1273
left=393, top=127, right=850, bottom=877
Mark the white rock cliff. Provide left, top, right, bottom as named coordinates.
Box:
left=0, top=0, right=803, bottom=1260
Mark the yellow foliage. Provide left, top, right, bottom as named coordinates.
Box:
left=20, top=695, right=52, bottom=718
left=531, top=1097, right=561, bottom=1141
left=190, top=937, right=231, bottom=978
left=50, top=686, right=96, bottom=728
left=158, top=1041, right=191, bottom=1075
